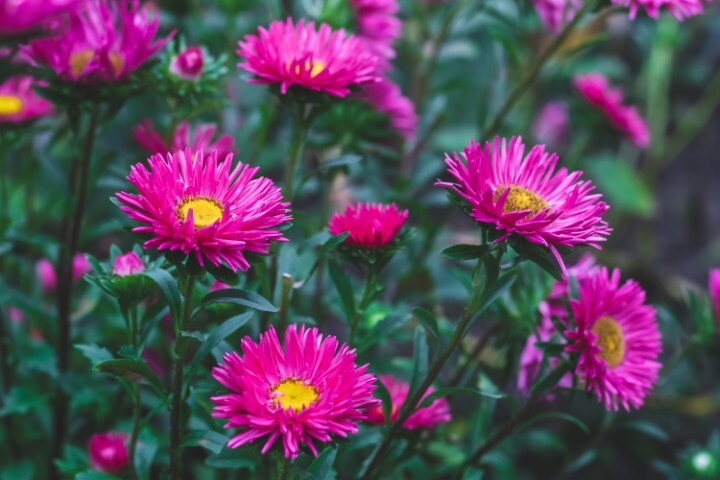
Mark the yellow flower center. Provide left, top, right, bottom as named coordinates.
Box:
left=494, top=185, right=549, bottom=216
left=176, top=196, right=224, bottom=229
left=70, top=49, right=125, bottom=77
left=272, top=379, right=318, bottom=411
left=592, top=316, right=625, bottom=368
left=0, top=95, right=23, bottom=116
left=293, top=59, right=326, bottom=78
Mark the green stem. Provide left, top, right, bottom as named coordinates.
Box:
left=277, top=457, right=292, bottom=480
left=349, top=268, right=377, bottom=345
left=278, top=273, right=293, bottom=340
left=169, top=275, right=195, bottom=480
left=359, top=255, right=498, bottom=480
left=284, top=106, right=309, bottom=200
left=128, top=305, right=140, bottom=480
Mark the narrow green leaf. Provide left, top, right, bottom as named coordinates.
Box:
left=141, top=269, right=182, bottom=328
left=418, top=386, right=505, bottom=408
left=442, top=244, right=490, bottom=261
left=175, top=331, right=203, bottom=357
left=328, top=258, right=356, bottom=321
left=181, top=430, right=229, bottom=455
left=374, top=378, right=393, bottom=426
left=522, top=412, right=590, bottom=435
left=409, top=327, right=429, bottom=398
left=195, top=288, right=277, bottom=313
left=93, top=359, right=166, bottom=401
left=531, top=361, right=571, bottom=396
left=412, top=307, right=440, bottom=341
left=74, top=344, right=113, bottom=364
left=187, top=313, right=253, bottom=380
left=305, top=446, right=338, bottom=480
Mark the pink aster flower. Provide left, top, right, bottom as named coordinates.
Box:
left=73, top=253, right=90, bottom=280
left=0, top=0, right=80, bottom=36
left=24, top=0, right=173, bottom=83
left=328, top=202, right=408, bottom=248
left=133, top=119, right=235, bottom=159
left=169, top=45, right=204, bottom=81
left=210, top=279, right=231, bottom=292
left=0, top=76, right=54, bottom=124
left=709, top=269, right=720, bottom=334
left=611, top=0, right=709, bottom=20
left=574, top=74, right=650, bottom=148
left=212, top=324, right=379, bottom=459
left=237, top=18, right=379, bottom=97
left=350, top=0, right=402, bottom=63
left=360, top=78, right=417, bottom=139
left=113, top=251, right=145, bottom=276
left=565, top=268, right=662, bottom=411
left=88, top=432, right=129, bottom=473
left=531, top=101, right=569, bottom=147
left=36, top=258, right=57, bottom=293
left=365, top=375, right=450, bottom=429
left=436, top=137, right=610, bottom=275
left=533, top=0, right=583, bottom=33
left=117, top=149, right=290, bottom=272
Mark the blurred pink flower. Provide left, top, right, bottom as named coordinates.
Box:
left=8, top=307, right=24, bottom=325
left=0, top=76, right=54, bottom=123
left=574, top=73, right=650, bottom=148
left=350, top=0, right=401, bottom=63
left=611, top=0, right=709, bottom=20
left=73, top=253, right=90, bottom=281
left=365, top=375, right=450, bottom=429
left=533, top=0, right=582, bottom=33
left=36, top=258, right=57, bottom=293
left=88, top=432, right=129, bottom=473
left=210, top=280, right=231, bottom=292
left=0, top=0, right=80, bottom=36
left=709, top=269, right=720, bottom=334
left=360, top=78, right=417, bottom=139
left=24, top=0, right=173, bottom=83
left=566, top=268, right=662, bottom=411
left=169, top=45, right=204, bottom=81
left=531, top=101, right=569, bottom=147
left=237, top=18, right=379, bottom=97
left=212, top=324, right=379, bottom=459
left=328, top=202, right=408, bottom=248
left=112, top=252, right=145, bottom=276
left=133, top=120, right=235, bottom=159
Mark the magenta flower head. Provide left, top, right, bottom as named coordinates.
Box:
left=24, top=0, right=173, bottom=83
left=709, top=269, right=720, bottom=335
left=349, top=0, right=402, bottom=63
left=237, top=18, right=379, bottom=97
left=565, top=268, right=662, bottom=411
left=73, top=253, right=91, bottom=280
left=611, top=0, right=709, bottom=20
left=36, top=258, right=57, bottom=293
left=360, top=78, right=417, bottom=139
left=212, top=324, right=379, bottom=459
left=117, top=149, right=290, bottom=272
left=532, top=0, right=582, bottom=33
left=88, top=432, right=129, bottom=473
left=366, top=375, right=450, bottom=429
left=436, top=137, right=611, bottom=276
left=0, top=76, right=54, bottom=123
left=112, top=252, right=145, bottom=277
left=169, top=45, right=204, bottom=81
left=531, top=101, right=569, bottom=147
left=133, top=119, right=235, bottom=159
left=329, top=202, right=408, bottom=248
left=0, top=0, right=80, bottom=36
left=574, top=74, right=650, bottom=148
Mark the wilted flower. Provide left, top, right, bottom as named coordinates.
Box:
left=365, top=375, right=450, bottom=429
left=112, top=252, right=145, bottom=276
left=0, top=76, right=54, bottom=123
left=532, top=0, right=583, bottom=33
left=0, top=0, right=80, bottom=36
left=574, top=73, right=650, bottom=148
left=133, top=119, right=235, bottom=159
left=117, top=149, right=290, bottom=272
left=329, top=202, right=408, bottom=248
left=24, top=0, right=173, bottom=83
left=169, top=45, right=204, bottom=81
left=237, top=18, right=379, bottom=97
left=611, top=0, right=709, bottom=20
left=436, top=136, right=610, bottom=275
left=360, top=78, right=417, bottom=139
left=88, top=432, right=129, bottom=473
left=531, top=101, right=569, bottom=147
left=565, top=267, right=662, bottom=411
left=212, top=324, right=379, bottom=459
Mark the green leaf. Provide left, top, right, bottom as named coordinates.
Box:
left=509, top=237, right=563, bottom=281
left=74, top=471, right=120, bottom=480
left=521, top=412, right=590, bottom=435
left=328, top=258, right=356, bottom=322
left=412, top=307, right=440, bottom=341
left=621, top=420, right=670, bottom=441
left=374, top=378, right=393, bottom=426
left=182, top=430, right=229, bottom=455
left=586, top=156, right=654, bottom=217
left=75, top=344, right=113, bottom=365
left=205, top=262, right=239, bottom=286
left=418, top=386, right=505, bottom=408
left=141, top=269, right=182, bottom=330
left=442, top=244, right=491, bottom=261
left=305, top=446, right=338, bottom=480
left=531, top=361, right=571, bottom=396
left=175, top=331, right=203, bottom=357
left=93, top=359, right=166, bottom=401
left=409, top=328, right=429, bottom=397
left=195, top=288, right=277, bottom=313
left=187, top=313, right=253, bottom=380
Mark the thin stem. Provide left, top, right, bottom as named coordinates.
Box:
left=277, top=457, right=292, bottom=480
left=278, top=273, right=293, bottom=340
left=447, top=322, right=499, bottom=388
left=169, top=275, right=196, bottom=480
left=349, top=268, right=377, bottom=345
left=481, top=2, right=599, bottom=138
left=284, top=106, right=309, bottom=200
left=52, top=104, right=101, bottom=474
left=128, top=305, right=141, bottom=480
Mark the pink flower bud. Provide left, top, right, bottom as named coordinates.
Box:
left=88, top=433, right=129, bottom=473
left=169, top=46, right=204, bottom=81
left=72, top=253, right=91, bottom=281
left=36, top=258, right=57, bottom=293
left=113, top=252, right=145, bottom=277
left=8, top=307, right=24, bottom=325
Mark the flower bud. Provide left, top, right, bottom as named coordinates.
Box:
left=113, top=252, right=145, bottom=277
left=88, top=432, right=129, bottom=473
left=169, top=46, right=204, bottom=81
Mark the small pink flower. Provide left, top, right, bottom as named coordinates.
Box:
left=117, top=149, right=291, bottom=272
left=436, top=137, right=611, bottom=276
left=36, top=258, right=57, bottom=293
left=709, top=269, right=720, bottom=334
left=72, top=253, right=90, bottom=281
left=0, top=0, right=80, bottom=36
left=212, top=324, right=379, bottom=459
left=349, top=0, right=402, bottom=63
left=611, top=0, right=710, bottom=20
left=574, top=73, right=650, bottom=148
left=8, top=307, right=24, bottom=325
left=88, top=432, right=129, bottom=473
left=237, top=18, right=379, bottom=97
left=113, top=252, right=145, bottom=276
left=565, top=268, right=662, bottom=411
left=532, top=0, right=583, bottom=33
left=366, top=375, right=450, bottom=429
left=133, top=119, right=235, bottom=159
left=210, top=280, right=231, bottom=292
left=24, top=0, right=173, bottom=83
left=328, top=202, right=408, bottom=248
left=0, top=75, right=54, bottom=123
left=360, top=78, right=417, bottom=139
left=531, top=101, right=569, bottom=147
left=169, top=45, right=204, bottom=81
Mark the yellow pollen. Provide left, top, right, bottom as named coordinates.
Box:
left=0, top=95, right=23, bottom=116
left=108, top=51, right=125, bottom=75
left=494, top=185, right=549, bottom=216
left=69, top=50, right=125, bottom=77
left=293, top=59, right=326, bottom=78
left=176, top=196, right=224, bottom=229
left=592, top=316, right=626, bottom=368
left=272, top=379, right=318, bottom=411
